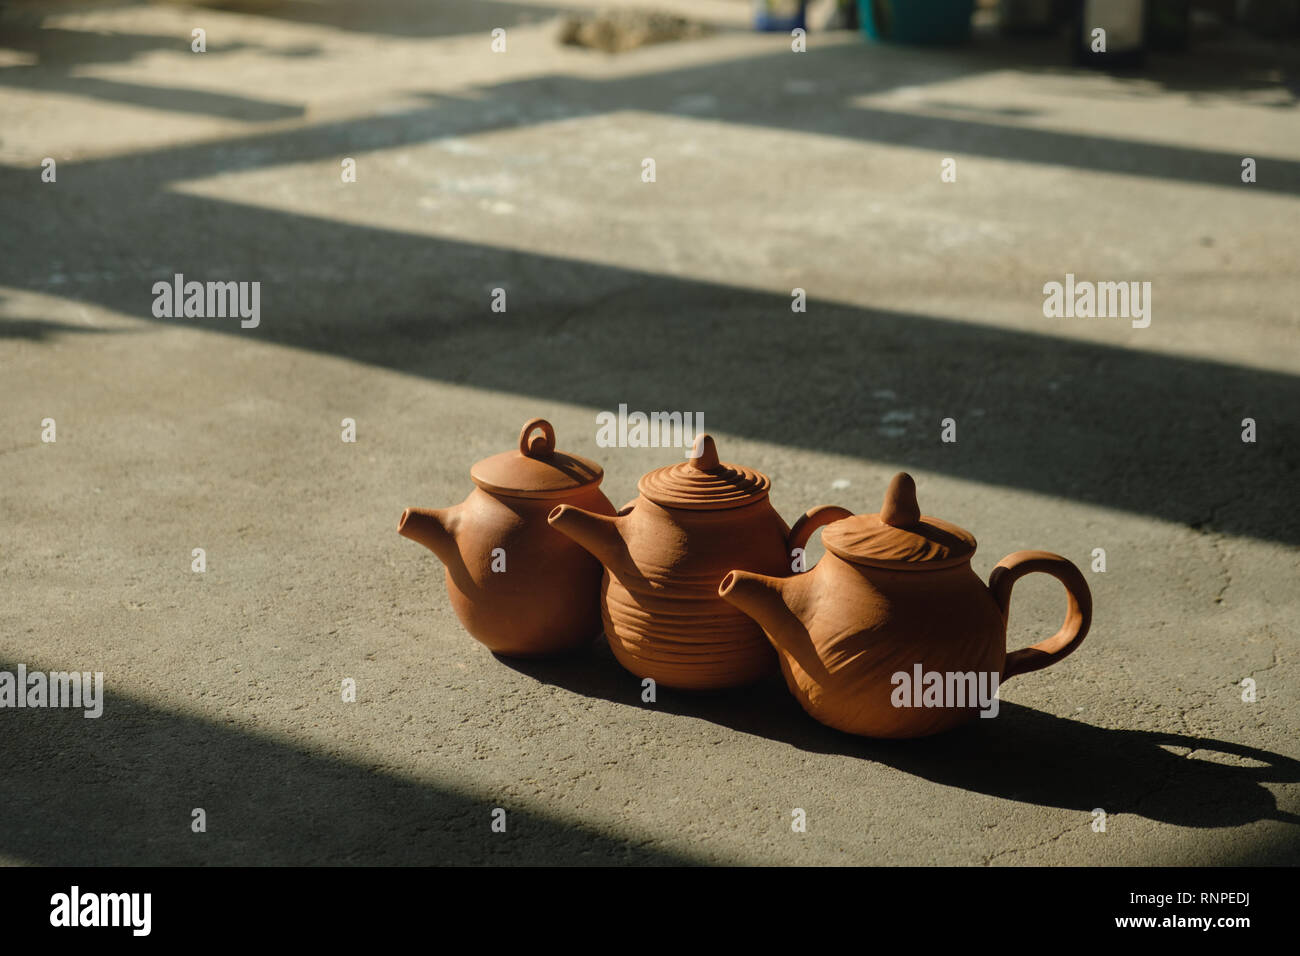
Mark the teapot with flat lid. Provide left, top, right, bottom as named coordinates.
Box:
left=398, top=418, right=616, bottom=656
left=719, top=472, right=1093, bottom=737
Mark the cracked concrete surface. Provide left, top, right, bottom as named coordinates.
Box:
left=0, top=0, right=1297, bottom=865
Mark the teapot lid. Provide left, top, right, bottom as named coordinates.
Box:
left=637, top=434, right=771, bottom=511
left=822, top=473, right=976, bottom=570
left=470, top=418, right=604, bottom=499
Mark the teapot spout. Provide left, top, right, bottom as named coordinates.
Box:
left=719, top=570, right=828, bottom=682
left=547, top=504, right=626, bottom=573
left=397, top=506, right=459, bottom=566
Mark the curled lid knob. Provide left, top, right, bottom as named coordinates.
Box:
left=470, top=417, right=602, bottom=499
left=687, top=433, right=720, bottom=472
left=519, top=418, right=556, bottom=459
left=880, top=472, right=922, bottom=527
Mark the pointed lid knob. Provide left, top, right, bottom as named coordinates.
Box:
left=880, top=472, right=922, bottom=527
left=470, top=418, right=604, bottom=499
left=822, top=472, right=976, bottom=570
left=687, top=433, right=721, bottom=472
left=637, top=433, right=771, bottom=510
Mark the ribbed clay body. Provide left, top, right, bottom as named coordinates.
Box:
left=547, top=434, right=843, bottom=691
left=600, top=498, right=791, bottom=690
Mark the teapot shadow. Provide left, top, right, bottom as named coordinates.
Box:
left=499, top=642, right=1300, bottom=831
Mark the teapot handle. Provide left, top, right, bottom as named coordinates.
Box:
left=787, top=506, right=854, bottom=570
left=989, top=550, right=1092, bottom=682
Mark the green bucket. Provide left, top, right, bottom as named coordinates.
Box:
left=859, top=0, right=976, bottom=45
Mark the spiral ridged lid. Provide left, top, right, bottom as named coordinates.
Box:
left=637, top=434, right=771, bottom=511
left=823, top=472, right=976, bottom=570
left=470, top=418, right=603, bottom=499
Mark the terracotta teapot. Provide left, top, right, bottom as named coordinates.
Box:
left=398, top=418, right=616, bottom=656
left=718, top=473, right=1092, bottom=738
left=547, top=434, right=846, bottom=690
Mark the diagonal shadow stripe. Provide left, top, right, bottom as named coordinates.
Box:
left=2, top=179, right=1298, bottom=546
left=10, top=40, right=1298, bottom=195
left=2, top=29, right=1296, bottom=546
left=0, top=69, right=306, bottom=122
left=0, top=664, right=692, bottom=865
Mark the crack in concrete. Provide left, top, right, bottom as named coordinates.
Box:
left=1190, top=497, right=1234, bottom=605
left=1249, top=628, right=1283, bottom=679
left=0, top=443, right=41, bottom=456
left=1180, top=627, right=1283, bottom=718
left=1127, top=750, right=1197, bottom=818
left=982, top=818, right=1084, bottom=865
left=545, top=283, right=640, bottom=337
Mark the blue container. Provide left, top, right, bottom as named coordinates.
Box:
left=859, top=0, right=975, bottom=44
left=753, top=1, right=807, bottom=32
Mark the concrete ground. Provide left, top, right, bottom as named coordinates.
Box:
left=1, top=0, right=1298, bottom=865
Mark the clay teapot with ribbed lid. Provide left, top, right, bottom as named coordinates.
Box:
left=547, top=434, right=847, bottom=690
left=398, top=418, right=616, bottom=656
left=718, top=473, right=1093, bottom=737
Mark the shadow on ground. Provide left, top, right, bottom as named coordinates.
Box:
left=3, top=181, right=1295, bottom=545
left=2, top=47, right=1297, bottom=540
left=0, top=663, right=691, bottom=865
left=505, top=642, right=1300, bottom=857
left=5, top=642, right=1293, bottom=865
left=3, top=28, right=1298, bottom=185
left=0, top=25, right=308, bottom=119
left=2, top=47, right=1297, bottom=555
left=0, top=316, right=135, bottom=341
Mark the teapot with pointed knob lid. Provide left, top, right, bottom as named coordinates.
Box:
left=397, top=418, right=616, bottom=656
left=718, top=472, right=1093, bottom=737
left=548, top=434, right=849, bottom=690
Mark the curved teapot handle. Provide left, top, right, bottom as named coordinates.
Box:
left=989, top=550, right=1092, bottom=682
left=787, top=505, right=854, bottom=571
